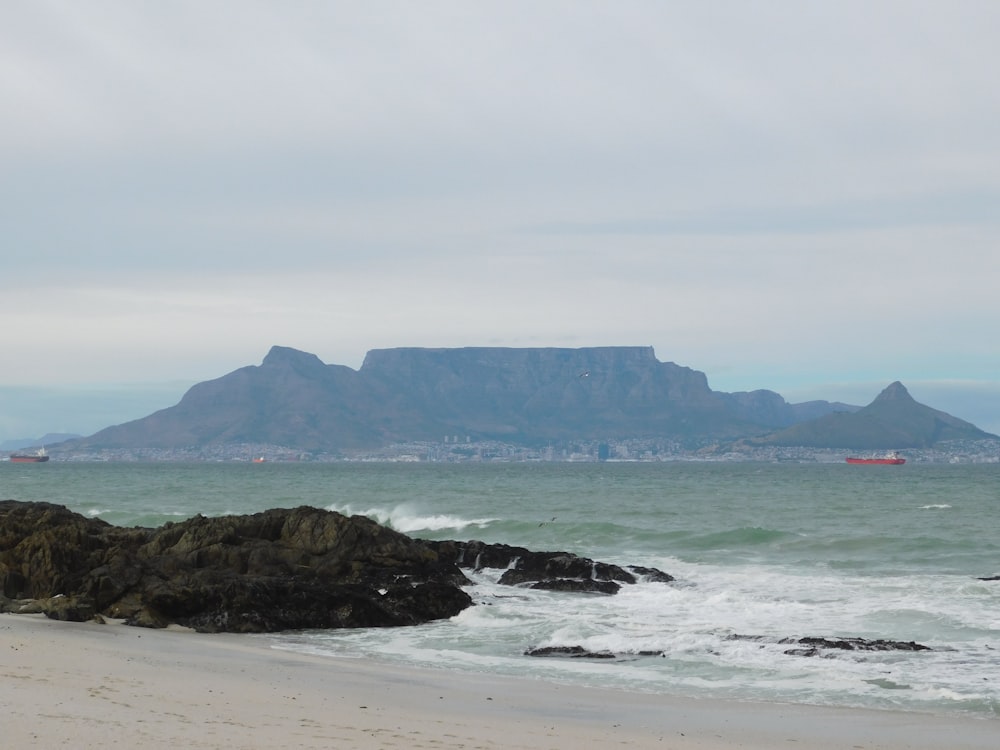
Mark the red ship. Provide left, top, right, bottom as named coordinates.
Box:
left=845, top=452, right=905, bottom=465
left=9, top=448, right=49, bottom=463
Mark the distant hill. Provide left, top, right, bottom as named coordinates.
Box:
left=750, top=381, right=996, bottom=448
left=2, top=433, right=82, bottom=452
left=62, top=345, right=855, bottom=453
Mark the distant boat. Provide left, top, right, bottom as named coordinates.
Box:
left=252, top=457, right=266, bottom=463
left=846, top=451, right=905, bottom=465
left=9, top=448, right=49, bottom=463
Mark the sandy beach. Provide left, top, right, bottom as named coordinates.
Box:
left=1, top=613, right=995, bottom=749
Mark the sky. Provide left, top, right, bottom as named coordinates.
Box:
left=2, top=0, right=1000, bottom=442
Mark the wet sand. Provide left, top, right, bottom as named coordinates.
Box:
left=2, top=613, right=995, bottom=749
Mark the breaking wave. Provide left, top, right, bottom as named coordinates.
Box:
left=324, top=502, right=497, bottom=534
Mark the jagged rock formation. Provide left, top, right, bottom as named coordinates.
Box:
left=726, top=634, right=932, bottom=657
left=63, top=345, right=852, bottom=452
left=0, top=500, right=471, bottom=632
left=426, top=539, right=674, bottom=595
left=752, top=381, right=995, bottom=448
left=525, top=636, right=932, bottom=660
left=0, top=501, right=675, bottom=632
left=525, top=646, right=620, bottom=658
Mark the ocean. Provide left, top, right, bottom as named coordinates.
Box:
left=4, top=460, right=999, bottom=719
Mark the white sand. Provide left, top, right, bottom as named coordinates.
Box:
left=2, top=613, right=995, bottom=749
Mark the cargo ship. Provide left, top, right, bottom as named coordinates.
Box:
left=845, top=452, right=905, bottom=465
left=9, top=448, right=49, bottom=463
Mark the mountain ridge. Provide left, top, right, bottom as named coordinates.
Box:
left=751, top=380, right=995, bottom=449
left=56, top=346, right=993, bottom=455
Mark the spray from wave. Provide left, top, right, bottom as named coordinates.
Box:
left=324, top=502, right=497, bottom=534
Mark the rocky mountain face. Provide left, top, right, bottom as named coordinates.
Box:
left=753, top=381, right=995, bottom=449
left=68, top=345, right=850, bottom=452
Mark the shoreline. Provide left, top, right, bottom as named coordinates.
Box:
left=2, top=614, right=996, bottom=749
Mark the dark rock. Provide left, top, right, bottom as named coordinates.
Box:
left=0, top=595, right=39, bottom=614
left=524, top=646, right=664, bottom=659
left=1, top=592, right=96, bottom=621
left=977, top=575, right=1000, bottom=581
left=727, top=634, right=932, bottom=656
left=427, top=539, right=674, bottom=594
left=525, top=645, right=617, bottom=659
left=0, top=500, right=146, bottom=600
left=627, top=565, right=676, bottom=583
left=1, top=500, right=670, bottom=633
left=788, top=637, right=931, bottom=655
left=0, top=500, right=472, bottom=633
left=525, top=645, right=665, bottom=659
left=39, top=594, right=96, bottom=622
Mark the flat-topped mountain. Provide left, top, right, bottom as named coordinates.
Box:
left=59, top=347, right=993, bottom=455
left=751, top=381, right=995, bottom=449
left=65, top=345, right=856, bottom=453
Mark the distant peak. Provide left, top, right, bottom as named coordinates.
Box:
left=873, top=381, right=913, bottom=403
left=262, top=346, right=326, bottom=369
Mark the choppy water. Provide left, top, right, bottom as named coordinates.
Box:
left=3, top=460, right=999, bottom=718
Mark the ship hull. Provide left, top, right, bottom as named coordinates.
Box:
left=10, top=455, right=50, bottom=463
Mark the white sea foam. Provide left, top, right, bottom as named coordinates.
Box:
left=89, top=507, right=188, bottom=520
left=921, top=504, right=953, bottom=509
left=323, top=501, right=496, bottom=533
left=277, top=554, right=1000, bottom=717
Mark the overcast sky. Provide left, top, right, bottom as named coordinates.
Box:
left=2, top=1, right=999, bottom=441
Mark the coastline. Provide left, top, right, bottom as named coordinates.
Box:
left=2, top=614, right=995, bottom=749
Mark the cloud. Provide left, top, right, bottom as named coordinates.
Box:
left=1, top=1, right=998, bottom=438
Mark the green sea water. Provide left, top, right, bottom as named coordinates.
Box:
left=3, top=460, right=999, bottom=717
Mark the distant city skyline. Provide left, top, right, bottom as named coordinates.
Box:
left=3, top=3, right=998, bottom=442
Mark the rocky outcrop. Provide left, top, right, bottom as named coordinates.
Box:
left=525, top=636, right=932, bottom=660
left=0, top=501, right=673, bottom=633
left=727, top=634, right=932, bottom=657
left=0, top=500, right=471, bottom=632
left=780, top=637, right=931, bottom=657
left=425, top=539, right=674, bottom=595
left=525, top=646, right=619, bottom=659
left=1, top=593, right=96, bottom=621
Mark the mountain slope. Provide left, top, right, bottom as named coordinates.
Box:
left=754, top=381, right=995, bottom=448
left=68, top=345, right=850, bottom=452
